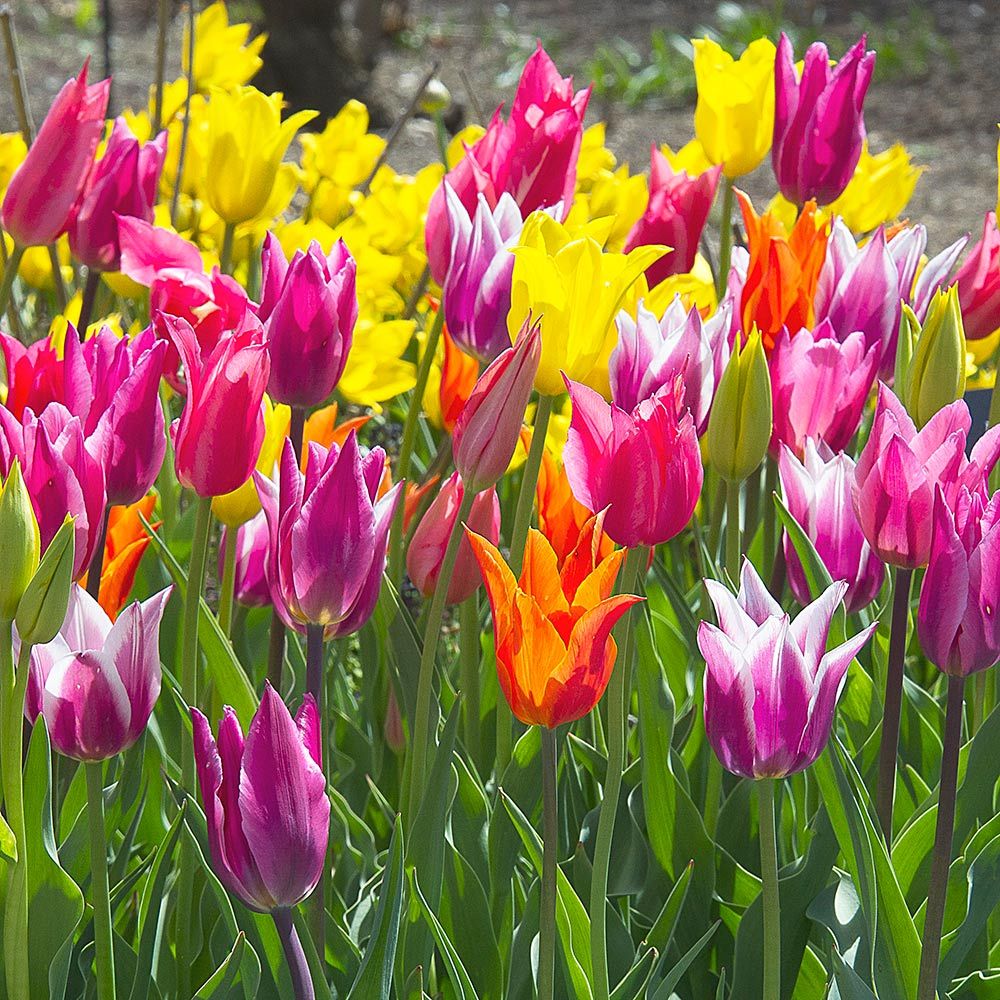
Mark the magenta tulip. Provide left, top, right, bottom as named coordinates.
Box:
left=192, top=683, right=330, bottom=912
left=956, top=212, right=1000, bottom=341
left=699, top=560, right=877, bottom=779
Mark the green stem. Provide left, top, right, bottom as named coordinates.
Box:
left=763, top=457, right=777, bottom=571
left=916, top=675, right=965, bottom=1000
left=218, top=527, right=237, bottom=639
left=538, top=726, right=559, bottom=1000
left=759, top=778, right=781, bottom=1000
left=78, top=268, right=100, bottom=337
left=703, top=755, right=723, bottom=837
left=304, top=624, right=326, bottom=966
left=0, top=243, right=23, bottom=319
left=590, top=545, right=646, bottom=1000
left=725, top=478, right=742, bottom=583
left=48, top=245, right=67, bottom=312
left=170, top=0, right=196, bottom=226
left=220, top=222, right=236, bottom=275
left=460, top=594, right=481, bottom=766
left=86, top=762, right=116, bottom=1000
left=406, top=489, right=477, bottom=826
left=152, top=0, right=169, bottom=132
left=715, top=179, right=735, bottom=300
left=85, top=505, right=110, bottom=602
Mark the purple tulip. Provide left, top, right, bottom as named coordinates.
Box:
left=255, top=433, right=402, bottom=638
left=698, top=560, right=877, bottom=779
left=26, top=584, right=171, bottom=760
left=258, top=233, right=358, bottom=409
left=223, top=511, right=272, bottom=608
left=918, top=485, right=1000, bottom=676
left=772, top=33, right=875, bottom=206
left=778, top=440, right=885, bottom=612
left=192, top=683, right=330, bottom=912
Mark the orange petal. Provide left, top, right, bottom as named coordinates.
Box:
left=520, top=529, right=567, bottom=617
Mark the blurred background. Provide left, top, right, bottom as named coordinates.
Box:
left=7, top=0, right=998, bottom=246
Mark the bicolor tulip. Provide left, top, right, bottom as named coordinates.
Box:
left=699, top=560, right=877, bottom=779
left=772, top=33, right=875, bottom=206
left=168, top=316, right=271, bottom=498
left=192, top=684, right=330, bottom=912
left=563, top=375, right=703, bottom=547
left=778, top=441, right=884, bottom=613
left=255, top=433, right=402, bottom=638
left=886, top=223, right=966, bottom=324
left=768, top=319, right=879, bottom=457
left=453, top=319, right=541, bottom=494
left=67, top=117, right=167, bottom=272
left=27, top=584, right=171, bottom=760
left=1, top=61, right=110, bottom=247
left=624, top=148, right=721, bottom=285
left=407, top=472, right=501, bottom=605
left=225, top=511, right=271, bottom=609
left=91, top=496, right=158, bottom=619
left=258, top=233, right=358, bottom=407
left=918, top=485, right=1000, bottom=676
left=466, top=519, right=641, bottom=728
left=956, top=212, right=1000, bottom=341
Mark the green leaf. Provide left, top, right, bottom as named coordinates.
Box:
left=610, top=947, right=656, bottom=1000
left=0, top=809, right=15, bottom=864
left=648, top=920, right=720, bottom=999
left=772, top=493, right=835, bottom=599
left=644, top=861, right=693, bottom=952
left=194, top=931, right=258, bottom=998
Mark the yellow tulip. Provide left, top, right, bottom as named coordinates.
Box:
left=660, top=138, right=714, bottom=176
left=339, top=317, right=417, bottom=411
left=508, top=212, right=666, bottom=397
left=575, top=123, right=617, bottom=189
left=0, top=131, right=26, bottom=194
left=566, top=163, right=648, bottom=253
left=184, top=1, right=267, bottom=93
left=826, top=142, right=923, bottom=234
left=692, top=37, right=776, bottom=178
left=204, top=86, right=316, bottom=225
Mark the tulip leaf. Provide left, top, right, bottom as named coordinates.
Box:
left=194, top=930, right=254, bottom=998
left=644, top=860, right=693, bottom=953
left=772, top=492, right=835, bottom=601
left=647, top=919, right=720, bottom=1000
left=955, top=704, right=1000, bottom=850
left=0, top=808, right=16, bottom=864
left=609, top=946, right=656, bottom=1000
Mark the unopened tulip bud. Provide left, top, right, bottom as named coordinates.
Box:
left=16, top=517, right=76, bottom=645
left=419, top=79, right=451, bottom=115
left=0, top=461, right=40, bottom=621
left=903, top=286, right=967, bottom=428
left=706, top=330, right=772, bottom=482
left=893, top=304, right=919, bottom=399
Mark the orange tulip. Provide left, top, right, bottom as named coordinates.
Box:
left=738, top=191, right=829, bottom=350
left=465, top=517, right=641, bottom=728
left=439, top=326, right=478, bottom=433
left=403, top=476, right=441, bottom=533
left=302, top=402, right=370, bottom=467
left=89, top=495, right=159, bottom=619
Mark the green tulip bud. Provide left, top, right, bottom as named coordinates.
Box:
left=419, top=79, right=452, bottom=115
left=894, top=303, right=920, bottom=405
left=706, top=329, right=772, bottom=482
left=0, top=461, right=39, bottom=621
left=15, top=517, right=75, bottom=646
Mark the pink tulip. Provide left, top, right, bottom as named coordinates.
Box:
left=255, top=434, right=402, bottom=638
left=407, top=472, right=500, bottom=605
left=699, top=560, right=877, bottom=779
left=1, top=60, right=110, bottom=247
left=167, top=315, right=270, bottom=498
left=772, top=33, right=875, bottom=206
left=258, top=233, right=358, bottom=408
left=918, top=485, right=1000, bottom=676
left=26, top=584, right=171, bottom=760
left=223, top=512, right=272, bottom=608
left=956, top=212, right=1000, bottom=341
left=778, top=440, right=885, bottom=612
left=624, top=148, right=721, bottom=286
left=890, top=224, right=967, bottom=323
left=563, top=375, right=703, bottom=548
left=67, top=117, right=167, bottom=271
left=192, top=683, right=330, bottom=912
left=452, top=318, right=541, bottom=494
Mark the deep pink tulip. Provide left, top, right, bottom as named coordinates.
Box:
left=768, top=319, right=879, bottom=457
left=778, top=440, right=885, bottom=612
left=258, top=233, right=358, bottom=408
left=624, top=148, right=721, bottom=286
left=255, top=434, right=402, bottom=638
left=699, top=560, right=877, bottom=779
left=223, top=511, right=272, bottom=608
left=772, top=33, right=875, bottom=206
left=452, top=318, right=541, bottom=494
left=192, top=683, right=330, bottom=912
left=563, top=375, right=703, bottom=548
left=167, top=316, right=270, bottom=498
left=918, top=485, right=1000, bottom=676
left=407, top=472, right=500, bottom=605
left=956, top=212, right=1000, bottom=341
left=67, top=117, right=167, bottom=271
left=26, top=584, right=171, bottom=760
left=1, top=60, right=110, bottom=247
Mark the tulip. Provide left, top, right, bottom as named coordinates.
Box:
left=224, top=511, right=271, bottom=608
left=778, top=441, right=885, bottom=613
left=772, top=33, right=875, bottom=206
left=255, top=433, right=402, bottom=638
left=258, top=233, right=358, bottom=408
left=563, top=376, right=703, bottom=548
left=28, top=584, right=171, bottom=760
left=407, top=472, right=500, bottom=605
left=826, top=141, right=924, bottom=234
left=67, top=117, right=167, bottom=272
left=1, top=61, right=110, bottom=247
left=15, top=515, right=76, bottom=647
left=466, top=520, right=641, bottom=728
left=768, top=319, right=879, bottom=457
left=699, top=559, right=877, bottom=779
left=92, top=496, right=158, bottom=619
left=453, top=318, right=541, bottom=494
left=191, top=683, right=330, bottom=912
left=168, top=315, right=271, bottom=498
left=0, top=461, right=40, bottom=621
left=956, top=212, right=1000, bottom=341
left=624, top=148, right=721, bottom=285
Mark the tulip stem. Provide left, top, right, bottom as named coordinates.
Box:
left=725, top=478, right=742, bottom=583
left=85, top=504, right=110, bottom=602
left=85, top=762, right=116, bottom=1000
left=715, top=179, right=735, bottom=300
left=218, top=527, right=237, bottom=638
left=273, top=908, right=315, bottom=1000
left=170, top=0, right=196, bottom=227
left=763, top=458, right=777, bottom=570
left=876, top=565, right=913, bottom=846
left=220, top=222, right=236, bottom=276
left=305, top=622, right=327, bottom=956
left=459, top=594, right=481, bottom=766
left=305, top=624, right=325, bottom=713
left=590, top=545, right=645, bottom=1000
left=0, top=243, right=23, bottom=320
left=917, top=675, right=965, bottom=1000
left=152, top=0, right=169, bottom=133
left=78, top=269, right=100, bottom=338
left=759, top=778, right=781, bottom=1000
left=538, top=726, right=559, bottom=1000
left=406, top=489, right=476, bottom=827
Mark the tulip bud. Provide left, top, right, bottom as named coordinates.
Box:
left=893, top=304, right=919, bottom=399
left=16, top=517, right=76, bottom=645
left=0, top=461, right=40, bottom=621
left=419, top=79, right=452, bottom=114
left=706, top=330, right=772, bottom=482
left=902, top=286, right=967, bottom=428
